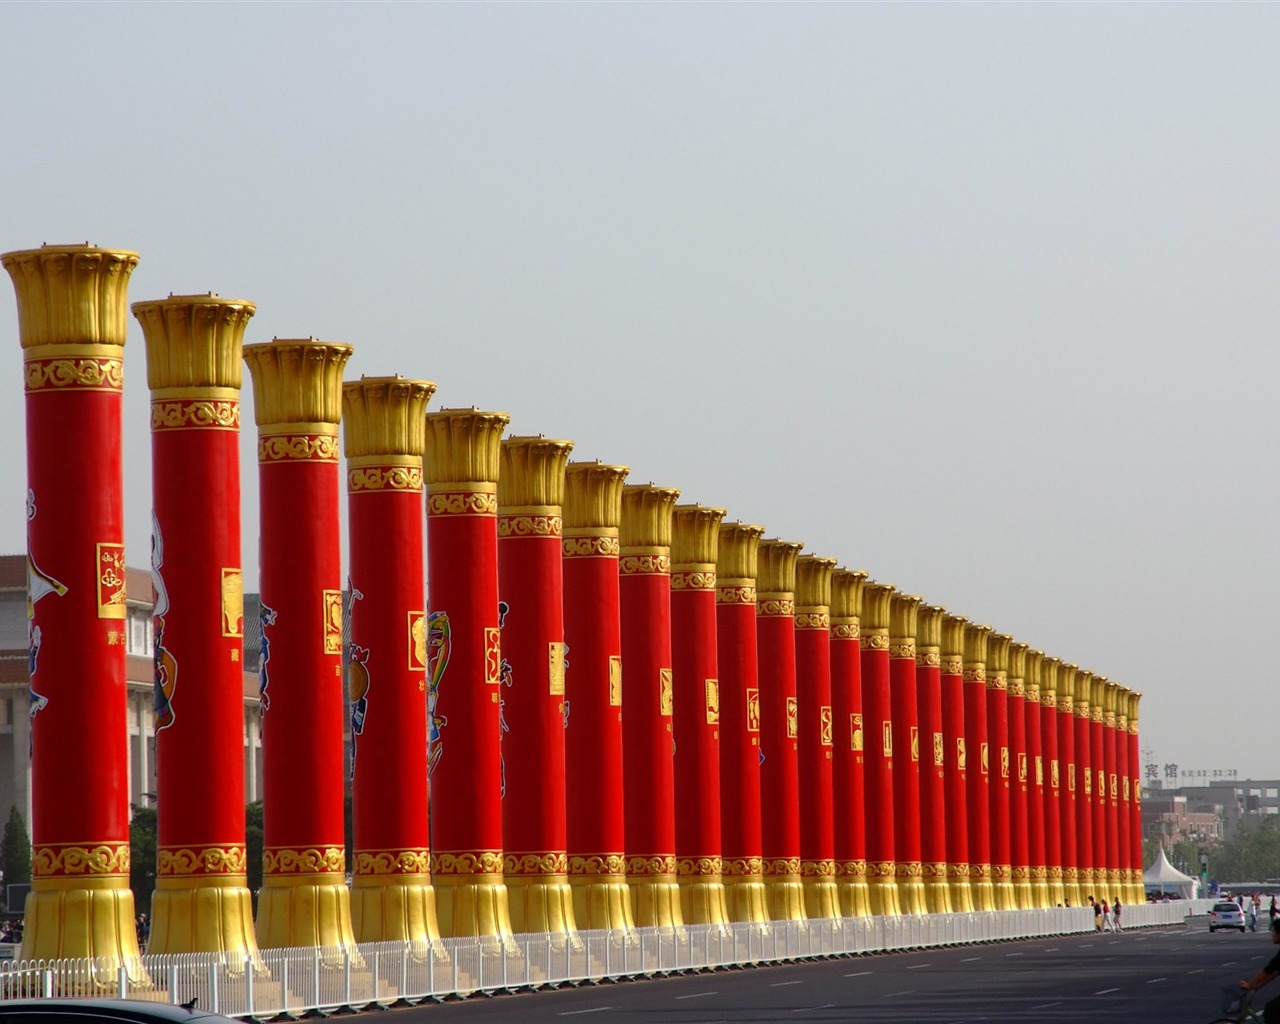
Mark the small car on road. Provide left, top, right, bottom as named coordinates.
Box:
left=1209, top=901, right=1247, bottom=932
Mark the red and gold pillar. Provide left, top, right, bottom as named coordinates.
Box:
left=1006, top=641, right=1034, bottom=909
left=963, top=623, right=995, bottom=912
left=915, top=604, right=951, bottom=913
left=620, top=484, right=683, bottom=928
left=1089, top=675, right=1108, bottom=901
left=562, top=461, right=634, bottom=932
left=423, top=408, right=514, bottom=939
left=1127, top=691, right=1145, bottom=904
left=1073, top=670, right=1095, bottom=900
left=135, top=294, right=258, bottom=955
left=795, top=555, right=839, bottom=920
left=1101, top=680, right=1122, bottom=902
left=4, top=245, right=142, bottom=966
left=940, top=615, right=974, bottom=912
left=244, top=339, right=356, bottom=950
left=1039, top=656, right=1065, bottom=907
left=861, top=581, right=900, bottom=917
left=889, top=592, right=926, bottom=916
left=1057, top=665, right=1082, bottom=906
left=1112, top=684, right=1131, bottom=907
left=831, top=569, right=871, bottom=918
left=497, top=436, right=577, bottom=937
left=1020, top=647, right=1049, bottom=908
left=985, top=633, right=1015, bottom=911
left=670, top=504, right=729, bottom=925
left=342, top=376, right=441, bottom=945
left=716, top=523, right=768, bottom=924
left=756, top=539, right=806, bottom=921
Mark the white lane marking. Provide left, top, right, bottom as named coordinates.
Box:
left=961, top=956, right=982, bottom=962
left=1006, top=952, right=1024, bottom=957
left=771, top=980, right=804, bottom=987
left=792, top=1006, right=835, bottom=1013
left=884, top=990, right=913, bottom=998
left=1109, top=940, right=1120, bottom=945
left=1045, top=947, right=1059, bottom=952
left=1189, top=969, right=1205, bottom=975
left=1029, top=1003, right=1060, bottom=1011
left=1094, top=987, right=1120, bottom=995
left=907, top=963, right=932, bottom=970
left=558, top=1009, right=613, bottom=1017
left=676, top=992, right=717, bottom=999
left=844, top=971, right=872, bottom=977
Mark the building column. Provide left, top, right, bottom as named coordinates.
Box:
left=985, top=633, right=1015, bottom=911
left=1006, top=642, right=1034, bottom=909
left=135, top=293, right=258, bottom=956
left=4, top=245, right=143, bottom=968
left=963, top=623, right=995, bottom=912
left=1112, top=684, right=1132, bottom=908
left=889, top=592, right=926, bottom=916
left=1089, top=675, right=1108, bottom=903
left=915, top=604, right=951, bottom=913
left=1102, top=680, right=1122, bottom=903
left=620, top=485, right=683, bottom=928
left=498, top=436, right=578, bottom=938
left=1073, top=670, right=1096, bottom=900
left=342, top=376, right=441, bottom=946
left=244, top=339, right=356, bottom=952
left=562, top=461, right=634, bottom=932
left=1057, top=665, right=1082, bottom=906
left=795, top=555, right=839, bottom=920
left=422, top=408, right=514, bottom=939
left=1127, top=691, right=1145, bottom=904
left=756, top=539, right=806, bottom=921
left=1020, top=649, right=1049, bottom=908
left=940, top=615, right=974, bottom=912
left=830, top=569, right=871, bottom=919
left=1039, top=657, right=1065, bottom=907
left=861, top=581, right=900, bottom=917
left=715, top=523, right=768, bottom=924
left=670, top=504, right=729, bottom=926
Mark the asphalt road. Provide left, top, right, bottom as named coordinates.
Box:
left=346, top=918, right=1278, bottom=1024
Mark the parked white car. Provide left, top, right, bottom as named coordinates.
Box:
left=1209, top=901, right=1246, bottom=932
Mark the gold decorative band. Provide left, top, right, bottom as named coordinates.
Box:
left=763, top=857, right=802, bottom=876
left=620, top=553, right=671, bottom=575
left=1058, top=698, right=1074, bottom=713
left=1011, top=866, right=1030, bottom=880
left=259, top=433, right=339, bottom=463
left=1104, top=712, right=1116, bottom=727
left=431, top=850, right=504, bottom=875
left=870, top=860, right=897, bottom=878
left=1008, top=678, right=1025, bottom=698
left=676, top=857, right=724, bottom=877
left=568, top=854, right=627, bottom=875
left=498, top=514, right=563, bottom=539
left=889, top=640, right=916, bottom=660
left=263, top=847, right=345, bottom=875
left=723, top=857, right=765, bottom=877
left=1030, top=866, right=1048, bottom=880
left=504, top=851, right=569, bottom=875
left=563, top=536, right=621, bottom=559
left=349, top=466, right=424, bottom=492
left=916, top=648, right=941, bottom=668
left=26, top=356, right=123, bottom=393
left=1047, top=866, right=1064, bottom=880
left=626, top=855, right=678, bottom=876
left=970, top=863, right=993, bottom=880
left=861, top=631, right=889, bottom=651
left=941, top=657, right=963, bottom=674
left=795, top=611, right=830, bottom=630
left=832, top=623, right=859, bottom=640
left=158, top=845, right=248, bottom=876
left=800, top=859, right=837, bottom=877
left=1090, top=707, right=1103, bottom=723
left=757, top=598, right=795, bottom=617
left=427, top=490, right=498, bottom=517
left=838, top=859, right=868, bottom=878
left=353, top=849, right=432, bottom=875
left=894, top=861, right=923, bottom=879
left=671, top=570, right=716, bottom=591
left=716, top=585, right=757, bottom=605
left=987, top=673, right=1008, bottom=691
left=152, top=399, right=239, bottom=431
left=946, top=862, right=970, bottom=879
left=963, top=666, right=987, bottom=683
left=34, top=843, right=130, bottom=878
left=923, top=862, right=949, bottom=879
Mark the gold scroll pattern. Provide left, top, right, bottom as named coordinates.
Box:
left=705, top=678, right=720, bottom=724
left=963, top=667, right=987, bottom=683
left=659, top=669, right=674, bottom=716
left=916, top=649, right=942, bottom=668
left=831, top=623, right=859, bottom=640
left=758, top=598, right=795, bottom=617
left=569, top=854, right=627, bottom=875
left=676, top=857, right=724, bottom=877
left=498, top=514, right=562, bottom=538
left=97, top=543, right=126, bottom=619
left=34, top=844, right=130, bottom=877
left=716, top=584, right=756, bottom=605
left=723, top=857, right=765, bottom=877
left=795, top=611, right=830, bottom=629
left=620, top=554, right=671, bottom=575
left=427, top=490, right=498, bottom=517
left=861, top=633, right=890, bottom=651
left=889, top=641, right=916, bottom=659
left=354, top=850, right=431, bottom=875
left=263, top=847, right=345, bottom=874
left=152, top=400, right=239, bottom=431
left=563, top=536, right=621, bottom=558
left=349, top=466, right=424, bottom=492
left=503, top=852, right=569, bottom=875
left=259, top=434, right=339, bottom=463
left=26, top=357, right=123, bottom=392
left=323, top=590, right=343, bottom=655
left=158, top=846, right=248, bottom=876
left=431, top=851, right=505, bottom=875
left=870, top=861, right=897, bottom=878
left=609, top=655, right=622, bottom=706
left=626, top=855, right=678, bottom=876
left=923, top=862, right=948, bottom=879
left=895, top=862, right=924, bottom=879
left=947, top=863, right=971, bottom=880
left=838, top=859, right=868, bottom=878
left=221, top=568, right=244, bottom=637
left=763, top=858, right=802, bottom=876
left=941, top=657, right=963, bottom=674
left=801, top=859, right=837, bottom=877
left=671, top=571, right=716, bottom=591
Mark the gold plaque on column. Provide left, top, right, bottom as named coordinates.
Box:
left=549, top=642, right=566, bottom=695
left=609, top=655, right=622, bottom=706
left=705, top=679, right=719, bottom=724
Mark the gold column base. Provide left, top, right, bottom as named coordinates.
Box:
left=351, top=873, right=443, bottom=948
left=22, top=876, right=148, bottom=986
left=800, top=865, right=841, bottom=921
left=430, top=871, right=515, bottom=940
left=1046, top=868, right=1066, bottom=908
left=837, top=878, right=872, bottom=919
left=256, top=871, right=357, bottom=952
left=149, top=874, right=260, bottom=957
left=923, top=864, right=953, bottom=914
left=894, top=864, right=927, bottom=916
left=1030, top=867, right=1051, bottom=909
left=867, top=864, right=902, bottom=918
left=503, top=872, right=578, bottom=938
left=724, top=862, right=771, bottom=925
left=763, top=863, right=807, bottom=922
left=993, top=866, right=1018, bottom=911
left=1130, top=868, right=1146, bottom=906
left=1078, top=867, right=1096, bottom=902
left=946, top=864, right=975, bottom=912
left=1104, top=868, right=1123, bottom=900
left=628, top=872, right=685, bottom=929
left=1011, top=868, right=1036, bottom=910
left=970, top=865, right=996, bottom=912
left=568, top=871, right=636, bottom=934
left=1063, top=867, right=1083, bottom=907
left=678, top=875, right=731, bottom=927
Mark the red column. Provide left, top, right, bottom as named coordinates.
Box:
left=135, top=294, right=258, bottom=955
left=888, top=592, right=926, bottom=916
left=963, top=623, right=995, bottom=912
left=4, top=245, right=142, bottom=967
left=915, top=604, right=951, bottom=913
left=985, top=633, right=1015, bottom=911
left=940, top=615, right=974, bottom=912
left=1058, top=665, right=1082, bottom=906
left=342, top=377, right=440, bottom=945
left=244, top=339, right=356, bottom=950
left=1021, top=647, right=1049, bottom=908
left=756, top=539, right=806, bottom=920
left=671, top=504, right=729, bottom=925
left=498, top=436, right=577, bottom=937
left=1089, top=676, right=1108, bottom=904
left=1006, top=642, right=1034, bottom=909
left=1102, top=681, right=1122, bottom=904
left=795, top=555, right=838, bottom=920
left=716, top=523, right=768, bottom=924
left=1074, top=671, right=1096, bottom=902
left=831, top=569, right=871, bottom=918
left=860, top=581, right=900, bottom=917
left=423, top=408, right=514, bottom=938
left=620, top=484, right=683, bottom=928
left=1039, top=657, right=1065, bottom=906
left=1127, top=692, right=1145, bottom=904
left=562, top=461, right=634, bottom=932
left=1113, top=685, right=1131, bottom=908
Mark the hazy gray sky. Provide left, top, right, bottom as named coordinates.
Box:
left=2, top=3, right=1276, bottom=782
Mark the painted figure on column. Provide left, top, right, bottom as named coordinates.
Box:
left=963, top=623, right=996, bottom=912
left=562, top=461, right=634, bottom=932
left=888, top=592, right=927, bottom=916
left=940, top=614, right=975, bottom=912
left=860, top=581, right=901, bottom=917
left=915, top=603, right=951, bottom=914
left=831, top=569, right=872, bottom=918
left=715, top=523, right=769, bottom=925
left=342, top=376, right=442, bottom=947
left=135, top=293, right=259, bottom=957
left=4, top=244, right=144, bottom=970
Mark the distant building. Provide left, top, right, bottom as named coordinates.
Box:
left=1141, top=780, right=1280, bottom=849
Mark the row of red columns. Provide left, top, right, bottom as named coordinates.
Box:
left=4, top=247, right=1146, bottom=965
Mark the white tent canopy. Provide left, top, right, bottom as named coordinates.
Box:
left=1144, top=848, right=1199, bottom=898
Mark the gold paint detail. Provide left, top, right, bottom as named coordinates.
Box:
left=341, top=377, right=435, bottom=459
left=498, top=514, right=563, bottom=539
left=609, top=656, right=623, bottom=706
left=97, top=543, right=126, bottom=619
left=941, top=657, right=963, bottom=674
left=503, top=852, right=569, bottom=875
left=348, top=465, right=424, bottom=492
left=409, top=612, right=427, bottom=670
left=676, top=857, right=724, bottom=877
left=484, top=628, right=501, bottom=684
left=758, top=597, right=795, bottom=617
left=851, top=713, right=863, bottom=751
left=158, top=846, right=248, bottom=876
left=427, top=489, right=498, bottom=517
left=763, top=858, right=802, bottom=876
left=626, top=856, right=678, bottom=876
left=957, top=737, right=967, bottom=769
left=831, top=622, right=860, bottom=640
left=549, top=642, right=566, bottom=696
left=563, top=535, right=621, bottom=558
left=934, top=732, right=944, bottom=766
left=705, top=678, right=720, bottom=724
left=620, top=554, right=671, bottom=575
left=152, top=399, right=239, bottom=431
left=916, top=648, right=941, bottom=668
left=801, top=860, right=838, bottom=878
left=353, top=849, right=432, bottom=875
left=34, top=844, right=130, bottom=877
left=839, top=860, right=868, bottom=879
left=322, top=590, right=343, bottom=655
left=716, top=584, right=757, bottom=605
left=263, top=847, right=345, bottom=874
left=894, top=862, right=923, bottom=879
left=671, top=571, right=716, bottom=591
left=723, top=857, right=764, bottom=877
left=26, top=356, right=124, bottom=392
left=821, top=706, right=833, bottom=746
left=923, top=862, right=949, bottom=879
left=861, top=631, right=889, bottom=651
left=964, top=666, right=987, bottom=683
left=747, top=689, right=761, bottom=732
left=870, top=861, right=897, bottom=878
left=947, top=863, right=970, bottom=879
left=568, top=855, right=627, bottom=875
left=787, top=697, right=799, bottom=739
left=4, top=245, right=140, bottom=349
left=795, top=611, right=830, bottom=629
left=659, top=668, right=674, bottom=716
left=431, top=851, right=505, bottom=875
left=1009, top=677, right=1025, bottom=698
left=259, top=433, right=340, bottom=463
left=890, top=640, right=916, bottom=660
left=221, top=568, right=244, bottom=638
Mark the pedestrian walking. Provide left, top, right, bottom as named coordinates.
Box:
left=1114, top=897, right=1123, bottom=932
left=1102, top=899, right=1116, bottom=932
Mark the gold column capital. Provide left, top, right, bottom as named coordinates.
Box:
left=795, top=554, right=837, bottom=609
left=860, top=581, right=894, bottom=631
left=1076, top=670, right=1094, bottom=718
left=830, top=568, right=868, bottom=623
left=498, top=436, right=574, bottom=507
left=1128, top=690, right=1142, bottom=728
left=621, top=484, right=680, bottom=549
left=1009, top=641, right=1028, bottom=680
left=423, top=408, right=510, bottom=486
left=3, top=243, right=139, bottom=348
left=1057, top=664, right=1076, bottom=708
left=341, top=376, right=436, bottom=458
left=244, top=338, right=352, bottom=427
left=716, top=521, right=765, bottom=582
left=671, top=504, right=726, bottom=568
left=987, top=632, right=1011, bottom=673
left=1026, top=649, right=1044, bottom=699
left=963, top=622, right=991, bottom=671
left=917, top=604, right=945, bottom=647
left=888, top=592, right=922, bottom=638
left=134, top=294, right=255, bottom=391
left=756, top=539, right=804, bottom=595
left=941, top=614, right=968, bottom=661
left=564, top=462, right=630, bottom=531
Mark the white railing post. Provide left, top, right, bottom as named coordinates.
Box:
left=372, top=948, right=380, bottom=1004
left=208, top=961, right=219, bottom=1015
left=117, top=963, right=127, bottom=999
left=312, top=947, right=321, bottom=1011
left=246, top=955, right=255, bottom=1019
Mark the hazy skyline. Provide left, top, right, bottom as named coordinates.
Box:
left=2, top=3, right=1277, bottom=781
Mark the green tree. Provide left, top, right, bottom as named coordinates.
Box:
left=129, top=804, right=157, bottom=915
left=0, top=806, right=32, bottom=908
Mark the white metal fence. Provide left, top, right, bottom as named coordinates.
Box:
left=0, top=903, right=1188, bottom=1016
